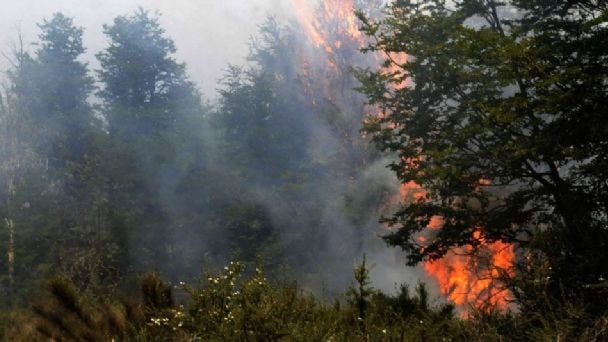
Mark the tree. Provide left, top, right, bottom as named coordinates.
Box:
left=8, top=13, right=95, bottom=163
left=355, top=0, right=608, bottom=313
left=346, top=255, right=374, bottom=332
left=213, top=7, right=402, bottom=287
left=0, top=13, right=124, bottom=303
left=34, top=13, right=95, bottom=162
left=214, top=16, right=379, bottom=281
left=216, top=20, right=311, bottom=186
left=33, top=15, right=126, bottom=293
left=96, top=8, right=206, bottom=278
left=97, top=8, right=200, bottom=137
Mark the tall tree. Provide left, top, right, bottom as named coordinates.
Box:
left=0, top=13, right=121, bottom=303
left=217, top=20, right=311, bottom=186
left=96, top=8, right=205, bottom=277
left=34, top=13, right=95, bottom=162
left=214, top=11, right=399, bottom=286
left=8, top=13, right=95, bottom=163
left=97, top=8, right=199, bottom=137
left=356, top=0, right=608, bottom=313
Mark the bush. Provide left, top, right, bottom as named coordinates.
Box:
left=3, top=261, right=606, bottom=341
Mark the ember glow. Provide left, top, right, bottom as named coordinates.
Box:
left=292, top=0, right=362, bottom=50
left=401, top=181, right=515, bottom=315
left=293, top=0, right=515, bottom=315
left=422, top=234, right=515, bottom=314
left=292, top=0, right=365, bottom=67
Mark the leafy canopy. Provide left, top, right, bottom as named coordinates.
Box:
left=355, top=0, right=608, bottom=307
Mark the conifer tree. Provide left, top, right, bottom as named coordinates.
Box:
left=96, top=8, right=205, bottom=276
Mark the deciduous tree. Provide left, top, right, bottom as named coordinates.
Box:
left=356, top=0, right=608, bottom=313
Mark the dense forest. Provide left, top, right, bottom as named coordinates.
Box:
left=1, top=0, right=607, bottom=340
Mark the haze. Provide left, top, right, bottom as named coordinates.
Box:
left=0, top=0, right=295, bottom=97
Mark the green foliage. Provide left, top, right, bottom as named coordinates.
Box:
left=10, top=12, right=94, bottom=160
left=2, top=262, right=607, bottom=341
left=6, top=263, right=464, bottom=341
left=97, top=8, right=192, bottom=118
left=0, top=12, right=122, bottom=307
left=2, top=3, right=403, bottom=309
left=222, top=203, right=285, bottom=269
left=346, top=255, right=374, bottom=331
left=2, top=3, right=606, bottom=340
left=355, top=0, right=608, bottom=315
left=215, top=19, right=312, bottom=186
left=95, top=7, right=208, bottom=279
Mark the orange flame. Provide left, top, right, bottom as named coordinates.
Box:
left=401, top=181, right=515, bottom=315
left=291, top=0, right=369, bottom=103
left=383, top=52, right=409, bottom=90
left=292, top=0, right=328, bottom=49
left=292, top=0, right=364, bottom=58
left=292, top=0, right=514, bottom=315
left=422, top=235, right=515, bottom=314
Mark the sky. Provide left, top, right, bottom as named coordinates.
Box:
left=0, top=0, right=298, bottom=98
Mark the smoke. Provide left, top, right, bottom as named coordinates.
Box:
left=0, top=0, right=425, bottom=297
left=181, top=1, right=424, bottom=294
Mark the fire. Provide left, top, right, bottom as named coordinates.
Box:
left=383, top=52, right=409, bottom=90
left=292, top=0, right=364, bottom=61
left=291, top=0, right=370, bottom=105
left=401, top=181, right=515, bottom=315
left=292, top=0, right=515, bottom=315
left=423, top=235, right=515, bottom=314
left=292, top=0, right=362, bottom=45
left=292, top=0, right=328, bottom=49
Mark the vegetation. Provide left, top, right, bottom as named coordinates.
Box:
left=0, top=0, right=607, bottom=340
left=356, top=0, right=608, bottom=322
left=0, top=0, right=395, bottom=311
left=2, top=261, right=608, bottom=341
